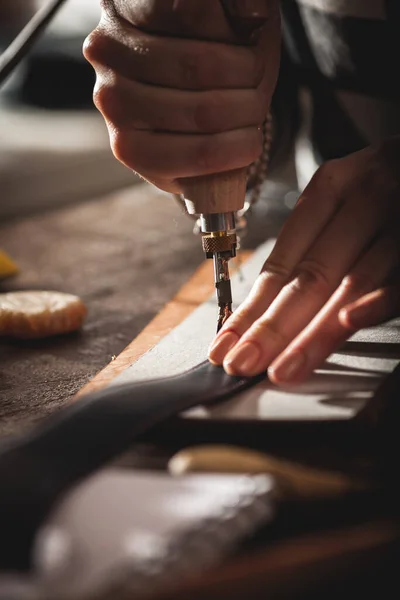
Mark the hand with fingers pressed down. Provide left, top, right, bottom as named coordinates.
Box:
left=209, top=139, right=400, bottom=385
left=83, top=0, right=280, bottom=205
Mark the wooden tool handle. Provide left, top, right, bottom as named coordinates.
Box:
left=181, top=167, right=247, bottom=215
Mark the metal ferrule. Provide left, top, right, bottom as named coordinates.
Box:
left=199, top=212, right=236, bottom=234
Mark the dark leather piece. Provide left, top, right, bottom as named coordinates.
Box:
left=0, top=362, right=264, bottom=570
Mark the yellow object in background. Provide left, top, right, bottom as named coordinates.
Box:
left=0, top=250, right=19, bottom=280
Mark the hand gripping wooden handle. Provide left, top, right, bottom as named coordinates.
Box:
left=181, top=167, right=248, bottom=215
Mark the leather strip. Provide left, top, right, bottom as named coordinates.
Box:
left=0, top=362, right=264, bottom=570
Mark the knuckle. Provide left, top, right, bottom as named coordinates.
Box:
left=111, top=131, right=159, bottom=178
left=291, top=260, right=332, bottom=296
left=93, top=78, right=117, bottom=117
left=83, top=28, right=108, bottom=66
left=223, top=317, right=249, bottom=338
left=229, top=304, right=259, bottom=332
left=110, top=128, right=136, bottom=169
left=250, top=318, right=286, bottom=345
left=261, top=259, right=291, bottom=281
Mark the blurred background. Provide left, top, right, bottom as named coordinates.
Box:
left=0, top=0, right=140, bottom=220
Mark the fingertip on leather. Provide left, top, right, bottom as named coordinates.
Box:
left=208, top=331, right=239, bottom=365
left=268, top=349, right=307, bottom=385
left=223, top=341, right=262, bottom=376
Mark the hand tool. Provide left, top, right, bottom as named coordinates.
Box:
left=181, top=2, right=268, bottom=332
left=182, top=170, right=247, bottom=331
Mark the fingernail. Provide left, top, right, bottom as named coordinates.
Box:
left=224, top=342, right=261, bottom=376
left=208, top=331, right=239, bottom=364
left=269, top=350, right=307, bottom=383
left=222, top=0, right=269, bottom=19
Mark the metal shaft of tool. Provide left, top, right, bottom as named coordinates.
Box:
left=214, top=253, right=233, bottom=332
left=200, top=212, right=235, bottom=332
left=199, top=213, right=237, bottom=332
left=201, top=212, right=236, bottom=332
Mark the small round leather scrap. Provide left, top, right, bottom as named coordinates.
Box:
left=0, top=291, right=87, bottom=339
